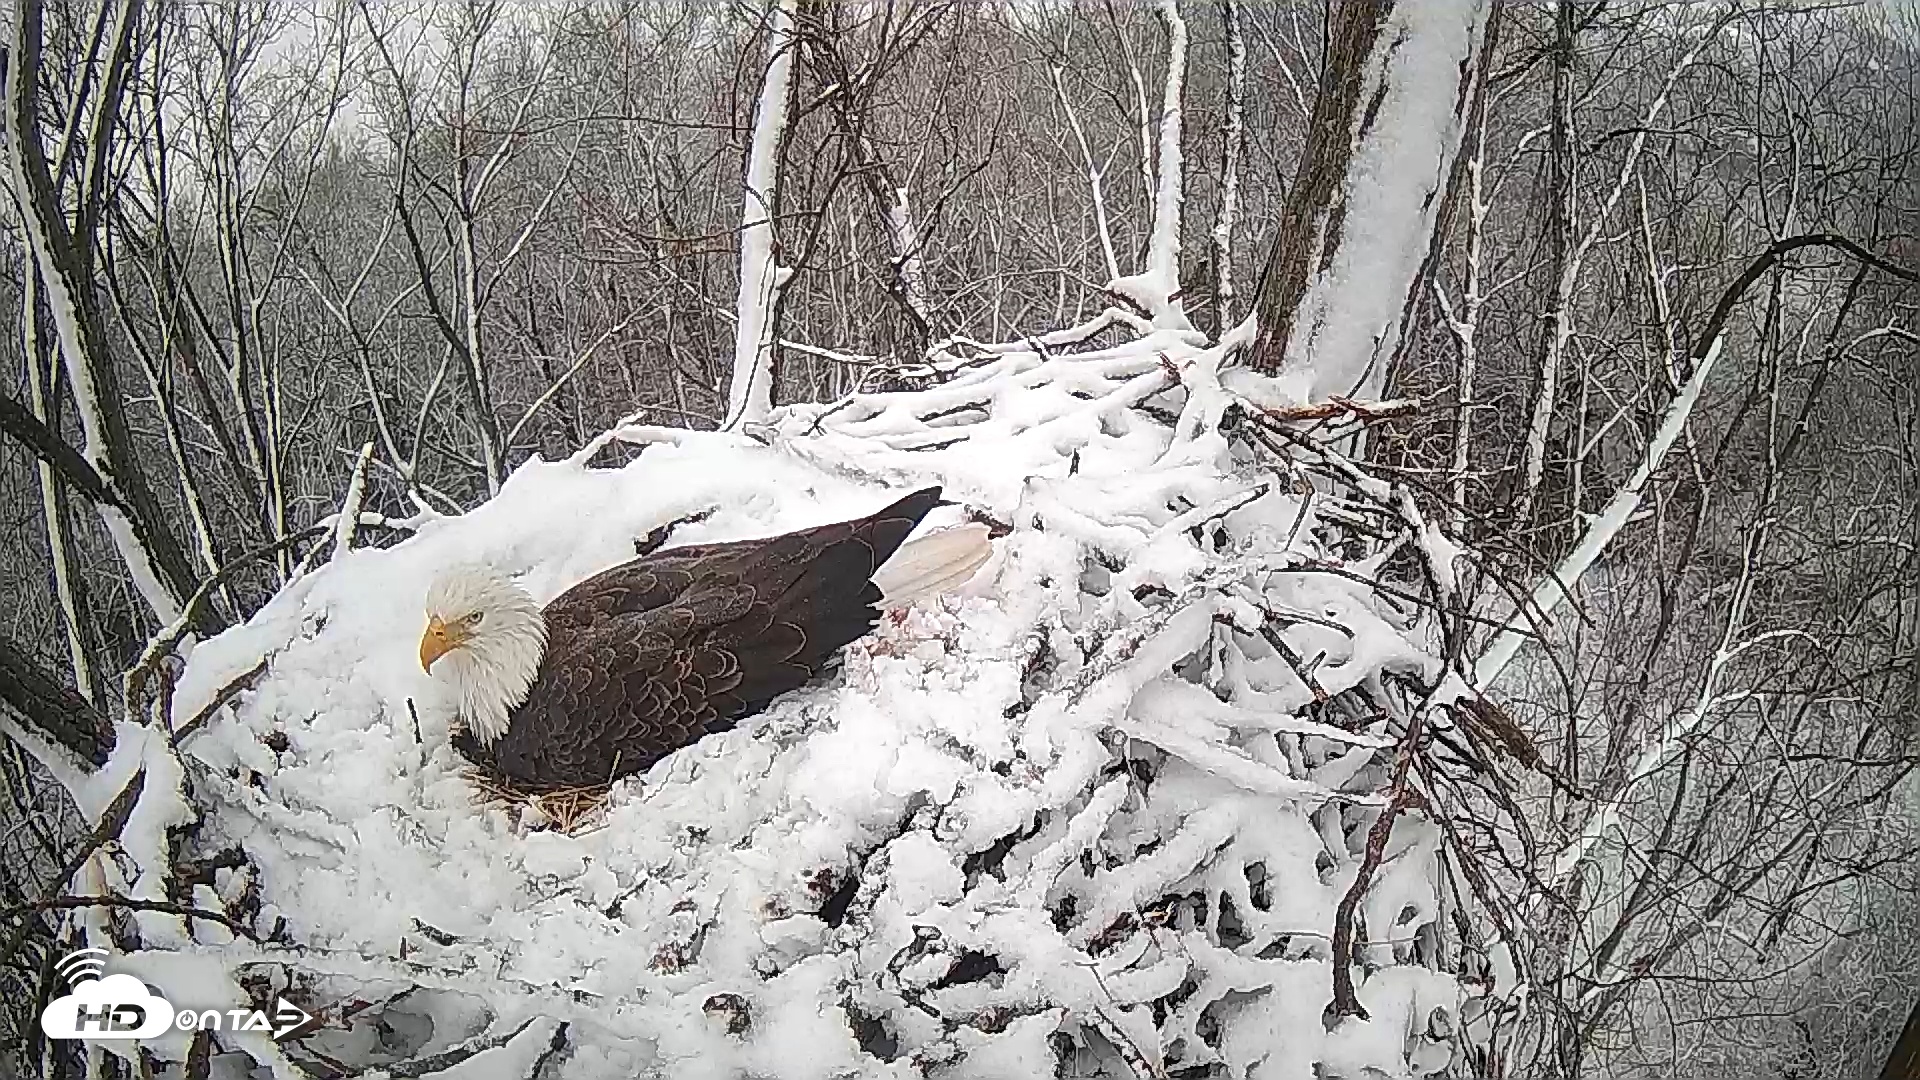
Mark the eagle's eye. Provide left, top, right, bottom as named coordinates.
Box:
left=466, top=611, right=486, bottom=627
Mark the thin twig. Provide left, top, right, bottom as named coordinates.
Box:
left=1, top=894, right=258, bottom=942
left=1329, top=703, right=1430, bottom=1022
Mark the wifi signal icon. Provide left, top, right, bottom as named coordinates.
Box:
left=56, top=948, right=108, bottom=988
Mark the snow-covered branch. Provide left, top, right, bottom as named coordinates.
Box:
left=792, top=3, right=948, bottom=351
left=22, top=280, right=100, bottom=704
left=0, top=636, right=113, bottom=770
left=1514, top=7, right=1733, bottom=526
left=1050, top=63, right=1122, bottom=285
left=1475, top=337, right=1724, bottom=693
left=331, top=442, right=377, bottom=562
left=1478, top=233, right=1920, bottom=693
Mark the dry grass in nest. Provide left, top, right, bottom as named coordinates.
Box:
left=463, top=767, right=612, bottom=836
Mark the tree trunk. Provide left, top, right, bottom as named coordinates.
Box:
left=1206, top=0, right=1246, bottom=337
left=793, top=1, right=936, bottom=355
left=1514, top=0, right=1579, bottom=530
left=22, top=268, right=103, bottom=706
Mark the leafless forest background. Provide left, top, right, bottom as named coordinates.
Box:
left=2, top=0, right=1919, bottom=1077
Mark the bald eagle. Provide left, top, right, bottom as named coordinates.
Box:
left=417, top=487, right=991, bottom=792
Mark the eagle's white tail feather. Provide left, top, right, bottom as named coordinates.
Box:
left=875, top=524, right=993, bottom=609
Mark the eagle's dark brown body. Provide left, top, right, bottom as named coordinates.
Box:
left=452, top=487, right=942, bottom=791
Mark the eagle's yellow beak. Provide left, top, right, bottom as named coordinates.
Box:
left=420, top=615, right=464, bottom=673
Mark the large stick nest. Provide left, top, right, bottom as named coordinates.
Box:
left=87, top=314, right=1538, bottom=1080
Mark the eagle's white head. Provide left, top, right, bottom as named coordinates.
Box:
left=419, top=565, right=548, bottom=744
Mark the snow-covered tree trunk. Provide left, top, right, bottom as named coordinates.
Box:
left=1510, top=0, right=1578, bottom=532
left=881, top=184, right=932, bottom=336
left=1108, top=0, right=1190, bottom=329
left=0, top=636, right=112, bottom=768
left=724, top=0, right=799, bottom=429
left=133, top=333, right=233, bottom=600
left=1432, top=50, right=1492, bottom=535
left=456, top=211, right=506, bottom=494
left=1245, top=0, right=1493, bottom=402
left=1051, top=62, right=1122, bottom=285
left=21, top=267, right=101, bottom=706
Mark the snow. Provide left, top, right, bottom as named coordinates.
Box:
left=0, top=711, right=89, bottom=795
left=1050, top=64, right=1123, bottom=284
left=1516, top=13, right=1727, bottom=521
left=5, top=136, right=185, bottom=625
left=1209, top=0, right=1247, bottom=323
left=332, top=442, right=376, bottom=560
left=111, top=950, right=311, bottom=1077
left=101, top=505, right=187, bottom=626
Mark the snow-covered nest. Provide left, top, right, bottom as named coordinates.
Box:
left=81, top=315, right=1515, bottom=1079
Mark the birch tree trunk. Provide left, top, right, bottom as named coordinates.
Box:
left=1245, top=0, right=1493, bottom=401
left=1206, top=0, right=1246, bottom=336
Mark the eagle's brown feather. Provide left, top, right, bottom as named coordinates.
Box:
left=452, top=487, right=942, bottom=791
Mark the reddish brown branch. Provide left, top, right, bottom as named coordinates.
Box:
left=1329, top=704, right=1428, bottom=1022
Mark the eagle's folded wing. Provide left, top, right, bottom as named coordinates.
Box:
left=479, top=579, right=810, bottom=791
